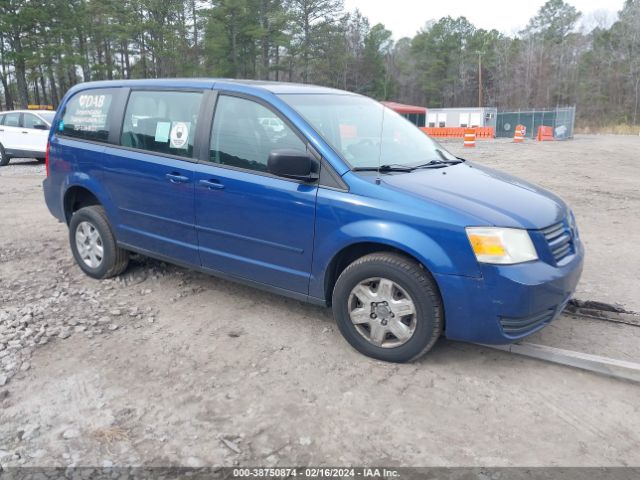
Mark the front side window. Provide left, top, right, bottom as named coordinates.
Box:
left=280, top=94, right=457, bottom=169
left=4, top=113, right=20, bottom=127
left=120, top=90, right=202, bottom=158
left=23, top=113, right=48, bottom=129
left=60, top=89, right=114, bottom=142
left=209, top=95, right=305, bottom=173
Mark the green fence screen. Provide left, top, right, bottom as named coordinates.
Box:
left=495, top=107, right=575, bottom=140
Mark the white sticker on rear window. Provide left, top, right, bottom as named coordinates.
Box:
left=170, top=122, right=189, bottom=149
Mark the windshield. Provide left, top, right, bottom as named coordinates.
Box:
left=38, top=112, right=55, bottom=124
left=279, top=94, right=458, bottom=169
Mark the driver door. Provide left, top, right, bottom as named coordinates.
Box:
left=194, top=94, right=318, bottom=295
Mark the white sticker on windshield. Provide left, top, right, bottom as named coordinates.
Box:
left=170, top=122, right=190, bottom=149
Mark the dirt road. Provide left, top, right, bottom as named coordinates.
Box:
left=0, top=135, right=639, bottom=467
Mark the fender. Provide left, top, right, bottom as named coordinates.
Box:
left=309, top=219, right=482, bottom=300
left=61, top=172, right=120, bottom=226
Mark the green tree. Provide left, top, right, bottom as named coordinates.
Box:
left=411, top=16, right=476, bottom=107
left=523, top=0, right=580, bottom=41
left=613, top=0, right=640, bottom=123
left=360, top=23, right=393, bottom=99
left=520, top=0, right=581, bottom=106
left=204, top=0, right=260, bottom=77
left=0, top=0, right=40, bottom=106
left=287, top=0, right=343, bottom=83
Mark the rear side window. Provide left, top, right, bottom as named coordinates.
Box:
left=120, top=90, right=202, bottom=158
left=0, top=114, right=4, bottom=125
left=60, top=89, right=114, bottom=142
left=4, top=113, right=20, bottom=127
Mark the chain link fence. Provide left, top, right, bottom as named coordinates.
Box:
left=495, top=107, right=575, bottom=140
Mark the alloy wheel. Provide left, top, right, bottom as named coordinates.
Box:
left=348, top=277, right=417, bottom=348
left=75, top=221, right=104, bottom=268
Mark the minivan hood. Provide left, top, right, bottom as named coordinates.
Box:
left=380, top=162, right=567, bottom=229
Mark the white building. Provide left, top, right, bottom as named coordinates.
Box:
left=426, top=107, right=497, bottom=129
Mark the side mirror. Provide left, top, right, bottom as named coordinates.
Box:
left=267, top=149, right=318, bottom=182
left=33, top=124, right=49, bottom=130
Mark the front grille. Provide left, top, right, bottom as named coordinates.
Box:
left=500, top=308, right=556, bottom=336
left=542, top=221, right=573, bottom=263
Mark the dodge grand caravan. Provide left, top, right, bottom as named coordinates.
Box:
left=43, top=79, right=584, bottom=362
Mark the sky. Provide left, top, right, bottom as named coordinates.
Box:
left=342, top=0, right=625, bottom=39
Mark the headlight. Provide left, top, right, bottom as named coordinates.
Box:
left=465, top=227, right=538, bottom=264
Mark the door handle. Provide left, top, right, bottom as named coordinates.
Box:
left=21, top=131, right=29, bottom=134
left=165, top=172, right=190, bottom=184
left=199, top=178, right=225, bottom=190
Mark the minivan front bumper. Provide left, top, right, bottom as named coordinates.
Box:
left=434, top=240, right=584, bottom=344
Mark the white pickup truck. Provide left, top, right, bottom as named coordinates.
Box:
left=0, top=109, right=55, bottom=166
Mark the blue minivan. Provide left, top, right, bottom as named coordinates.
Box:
left=43, top=79, right=584, bottom=362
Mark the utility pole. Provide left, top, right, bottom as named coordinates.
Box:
left=477, top=52, right=483, bottom=108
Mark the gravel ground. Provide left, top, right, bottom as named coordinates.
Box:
left=0, top=158, right=45, bottom=177
left=0, top=136, right=639, bottom=468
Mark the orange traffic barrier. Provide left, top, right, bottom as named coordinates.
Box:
left=420, top=127, right=495, bottom=139
left=537, top=125, right=554, bottom=141
left=513, top=125, right=525, bottom=143
left=463, top=128, right=476, bottom=148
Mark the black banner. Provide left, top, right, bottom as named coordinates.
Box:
left=0, top=468, right=639, bottom=480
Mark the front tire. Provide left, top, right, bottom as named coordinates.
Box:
left=332, top=252, right=443, bottom=363
left=0, top=144, right=10, bottom=166
left=69, top=206, right=129, bottom=279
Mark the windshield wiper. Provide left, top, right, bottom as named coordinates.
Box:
left=353, top=164, right=416, bottom=172
left=353, top=156, right=464, bottom=173
left=409, top=160, right=449, bottom=169
left=410, top=157, right=464, bottom=170
left=435, top=149, right=464, bottom=164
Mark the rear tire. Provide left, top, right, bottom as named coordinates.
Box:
left=69, top=205, right=129, bottom=279
left=332, top=252, right=443, bottom=363
left=0, top=144, right=10, bottom=166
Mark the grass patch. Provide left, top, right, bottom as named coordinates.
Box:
left=576, top=124, right=640, bottom=135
